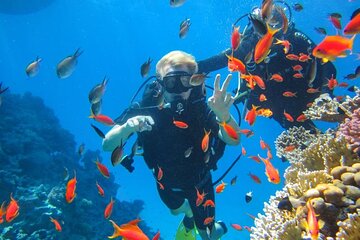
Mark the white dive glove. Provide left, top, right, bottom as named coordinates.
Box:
left=207, top=74, right=234, bottom=122
left=125, top=115, right=155, bottom=133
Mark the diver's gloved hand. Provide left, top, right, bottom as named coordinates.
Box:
left=125, top=115, right=155, bottom=133
left=208, top=74, right=234, bottom=122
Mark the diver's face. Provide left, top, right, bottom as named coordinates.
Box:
left=161, top=66, right=193, bottom=102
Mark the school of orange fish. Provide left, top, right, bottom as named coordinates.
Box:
left=1, top=0, right=359, bottom=239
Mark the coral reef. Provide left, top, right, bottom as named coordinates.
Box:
left=337, top=108, right=360, bottom=154
left=303, top=88, right=360, bottom=123
left=303, top=93, right=345, bottom=122
left=251, top=101, right=360, bottom=239
left=0, top=92, right=155, bottom=239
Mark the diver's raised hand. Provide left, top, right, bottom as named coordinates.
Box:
left=208, top=74, right=234, bottom=122
left=126, top=115, right=155, bottom=132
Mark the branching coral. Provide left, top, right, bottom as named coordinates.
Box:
left=275, top=126, right=316, bottom=162
left=301, top=132, right=358, bottom=172
left=284, top=170, right=333, bottom=198
left=336, top=209, right=360, bottom=240
left=250, top=191, right=302, bottom=240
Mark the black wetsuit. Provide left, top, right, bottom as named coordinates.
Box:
left=116, top=84, right=226, bottom=231
left=197, top=23, right=336, bottom=130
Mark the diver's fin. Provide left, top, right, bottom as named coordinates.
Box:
left=175, top=220, right=196, bottom=240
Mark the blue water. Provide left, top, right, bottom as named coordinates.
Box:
left=0, top=0, right=359, bottom=239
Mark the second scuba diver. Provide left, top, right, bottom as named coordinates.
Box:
left=197, top=3, right=337, bottom=131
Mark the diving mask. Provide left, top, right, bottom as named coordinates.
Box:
left=161, top=71, right=193, bottom=94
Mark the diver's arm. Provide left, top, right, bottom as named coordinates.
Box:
left=197, top=49, right=231, bottom=73
left=208, top=74, right=241, bottom=146
left=102, top=116, right=154, bottom=152
left=102, top=124, right=133, bottom=152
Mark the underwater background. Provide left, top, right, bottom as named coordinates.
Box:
left=0, top=0, right=359, bottom=239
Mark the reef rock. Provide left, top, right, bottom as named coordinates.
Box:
left=0, top=92, right=155, bottom=239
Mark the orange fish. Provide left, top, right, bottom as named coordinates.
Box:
left=267, top=149, right=273, bottom=160
left=284, top=145, right=296, bottom=152
left=50, top=217, right=62, bottom=232
left=259, top=94, right=267, bottom=102
left=306, top=102, right=313, bottom=108
left=226, top=54, right=246, bottom=74
left=252, top=75, right=266, bottom=90
left=104, top=197, right=115, bottom=219
left=275, top=39, right=291, bottom=54
left=292, top=64, right=303, bottom=71
left=335, top=96, right=345, bottom=102
left=312, top=35, right=356, bottom=62
left=219, top=121, right=239, bottom=141
left=231, top=223, right=243, bottom=231
left=326, top=75, right=338, bottom=90
left=248, top=172, right=261, bottom=184
left=270, top=73, right=283, bottom=82
left=152, top=231, right=161, bottom=240
left=245, top=105, right=259, bottom=126
left=203, top=216, right=214, bottom=225
left=256, top=108, right=273, bottom=117
left=259, top=137, right=269, bottom=150
left=286, top=54, right=299, bottom=61
left=215, top=181, right=227, bottom=193
left=293, top=72, right=304, bottom=78
left=301, top=200, right=325, bottom=240
left=5, top=194, right=19, bottom=222
left=157, top=166, right=163, bottom=181
left=283, top=110, right=294, bottom=122
left=242, top=74, right=256, bottom=90
left=95, top=159, right=110, bottom=178
left=298, top=53, right=312, bottom=62
left=0, top=201, right=6, bottom=224
left=96, top=181, right=105, bottom=197
left=157, top=181, right=165, bottom=190
left=108, top=219, right=150, bottom=240
left=195, top=187, right=207, bottom=207
left=239, top=129, right=254, bottom=138
left=89, top=112, right=115, bottom=126
left=258, top=155, right=280, bottom=184
left=202, top=199, right=215, bottom=208
left=254, top=24, right=280, bottom=64
left=283, top=91, right=297, bottom=97
left=306, top=88, right=320, bottom=93
left=231, top=26, right=242, bottom=51
left=248, top=155, right=261, bottom=163
left=201, top=129, right=211, bottom=152
left=173, top=119, right=188, bottom=129
left=344, top=9, right=360, bottom=35
left=65, top=171, right=77, bottom=203
left=296, top=114, right=307, bottom=122
left=241, top=145, right=247, bottom=156
left=244, top=226, right=252, bottom=233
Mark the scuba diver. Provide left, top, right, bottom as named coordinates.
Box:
left=197, top=2, right=337, bottom=130
left=102, top=51, right=240, bottom=240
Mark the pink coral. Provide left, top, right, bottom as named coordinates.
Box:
left=337, top=108, right=360, bottom=154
